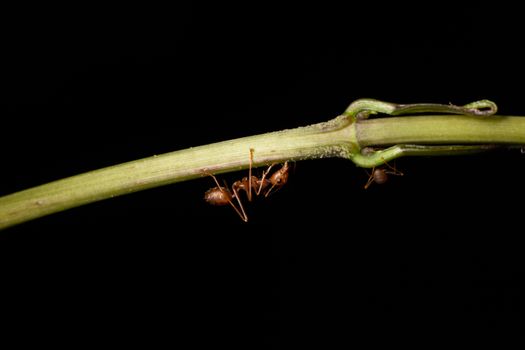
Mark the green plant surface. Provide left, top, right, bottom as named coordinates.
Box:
left=0, top=99, right=524, bottom=230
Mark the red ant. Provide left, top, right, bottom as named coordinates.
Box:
left=204, top=149, right=290, bottom=222
left=364, top=161, right=403, bottom=190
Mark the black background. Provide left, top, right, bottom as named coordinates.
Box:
left=1, top=3, right=524, bottom=347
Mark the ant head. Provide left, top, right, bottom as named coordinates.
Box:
left=270, top=161, right=290, bottom=187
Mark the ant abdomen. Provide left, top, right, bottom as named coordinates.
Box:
left=372, top=168, right=389, bottom=185
left=204, top=187, right=232, bottom=206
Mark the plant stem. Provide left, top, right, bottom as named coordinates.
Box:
left=357, top=115, right=525, bottom=146
left=0, top=121, right=356, bottom=230
left=1, top=99, right=524, bottom=230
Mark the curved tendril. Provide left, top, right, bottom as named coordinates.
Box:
left=344, top=98, right=498, bottom=121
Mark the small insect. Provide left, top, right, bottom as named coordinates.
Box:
left=364, top=162, right=403, bottom=189
left=204, top=174, right=248, bottom=222
left=204, top=149, right=290, bottom=222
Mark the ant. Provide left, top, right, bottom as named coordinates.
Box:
left=364, top=161, right=403, bottom=190
left=204, top=149, right=290, bottom=222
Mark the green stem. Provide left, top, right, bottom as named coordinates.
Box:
left=357, top=115, right=525, bottom=146
left=1, top=99, right=524, bottom=230
left=0, top=122, right=357, bottom=230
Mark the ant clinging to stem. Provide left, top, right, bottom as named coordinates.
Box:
left=360, top=146, right=404, bottom=189
left=204, top=148, right=290, bottom=222
left=363, top=161, right=404, bottom=189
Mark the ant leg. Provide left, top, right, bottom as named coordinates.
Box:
left=380, top=157, right=404, bottom=176
left=248, top=148, right=254, bottom=202
left=231, top=187, right=249, bottom=222
left=257, top=164, right=275, bottom=196
left=264, top=183, right=277, bottom=198
left=208, top=173, right=247, bottom=222
left=209, top=173, right=225, bottom=190
left=363, top=167, right=375, bottom=189
left=228, top=198, right=248, bottom=222
left=265, top=182, right=285, bottom=198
